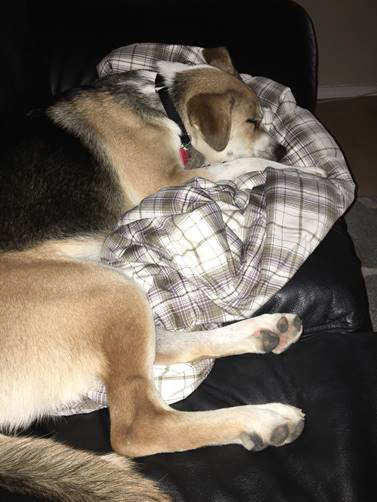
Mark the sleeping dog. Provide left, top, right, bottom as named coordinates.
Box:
left=0, top=47, right=305, bottom=501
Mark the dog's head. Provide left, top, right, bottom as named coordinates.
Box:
left=158, top=47, right=285, bottom=164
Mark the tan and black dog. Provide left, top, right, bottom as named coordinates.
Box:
left=0, top=48, right=305, bottom=501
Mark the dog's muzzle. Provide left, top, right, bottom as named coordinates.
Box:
left=254, top=129, right=287, bottom=162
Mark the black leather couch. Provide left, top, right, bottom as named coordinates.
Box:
left=1, top=1, right=376, bottom=500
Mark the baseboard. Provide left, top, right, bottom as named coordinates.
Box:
left=318, top=84, right=377, bottom=100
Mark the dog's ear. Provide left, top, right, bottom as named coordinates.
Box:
left=187, top=92, right=234, bottom=151
left=202, top=47, right=238, bottom=76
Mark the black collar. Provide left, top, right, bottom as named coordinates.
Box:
left=155, top=73, right=191, bottom=149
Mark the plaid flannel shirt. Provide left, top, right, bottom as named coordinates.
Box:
left=56, top=43, right=354, bottom=416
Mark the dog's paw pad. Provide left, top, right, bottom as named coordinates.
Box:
left=270, top=424, right=290, bottom=446
left=289, top=417, right=305, bottom=443
left=260, top=330, right=280, bottom=352
left=293, top=315, right=303, bottom=332
left=272, top=314, right=303, bottom=354
left=276, top=316, right=289, bottom=333
left=237, top=403, right=305, bottom=452
left=267, top=406, right=305, bottom=446
left=267, top=417, right=305, bottom=447
left=240, top=432, right=266, bottom=451
left=236, top=313, right=303, bottom=355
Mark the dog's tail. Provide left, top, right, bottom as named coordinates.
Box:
left=0, top=433, right=170, bottom=501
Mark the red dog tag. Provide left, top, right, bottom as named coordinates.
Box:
left=179, top=147, right=190, bottom=166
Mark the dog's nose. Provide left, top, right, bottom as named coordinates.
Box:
left=274, top=144, right=287, bottom=162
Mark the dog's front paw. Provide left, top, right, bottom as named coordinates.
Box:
left=267, top=313, right=303, bottom=354
left=241, top=313, right=303, bottom=355
left=239, top=403, right=305, bottom=451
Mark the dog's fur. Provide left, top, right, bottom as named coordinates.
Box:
left=0, top=48, right=306, bottom=501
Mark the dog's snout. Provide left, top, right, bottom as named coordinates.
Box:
left=252, top=129, right=287, bottom=162
left=274, top=144, right=287, bottom=162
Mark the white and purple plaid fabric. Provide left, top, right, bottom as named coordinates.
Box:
left=56, top=43, right=354, bottom=416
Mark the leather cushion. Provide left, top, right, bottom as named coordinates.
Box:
left=9, top=330, right=375, bottom=502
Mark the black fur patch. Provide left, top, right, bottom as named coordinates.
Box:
left=0, top=112, right=124, bottom=251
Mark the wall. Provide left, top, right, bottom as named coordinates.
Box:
left=296, top=0, right=377, bottom=98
